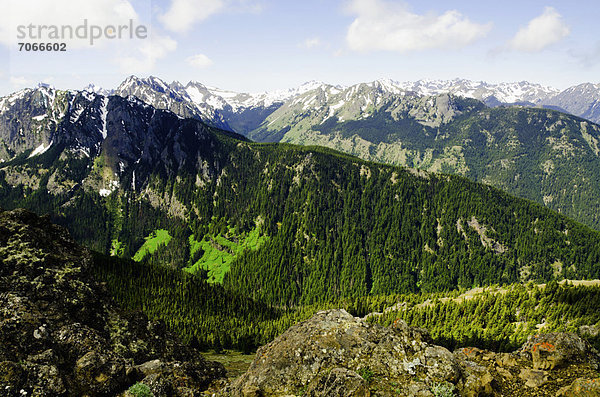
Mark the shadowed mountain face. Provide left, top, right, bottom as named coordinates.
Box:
left=1, top=85, right=600, bottom=306
left=0, top=208, right=225, bottom=396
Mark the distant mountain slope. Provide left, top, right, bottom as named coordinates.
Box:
left=114, top=76, right=232, bottom=130
left=0, top=86, right=599, bottom=307
left=113, top=76, right=337, bottom=135
left=545, top=83, right=600, bottom=124
left=247, top=81, right=485, bottom=143
left=350, top=78, right=600, bottom=124
left=390, top=78, right=560, bottom=106
left=108, top=76, right=600, bottom=131
left=245, top=81, right=600, bottom=229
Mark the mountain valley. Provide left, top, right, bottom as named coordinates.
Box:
left=1, top=78, right=600, bottom=395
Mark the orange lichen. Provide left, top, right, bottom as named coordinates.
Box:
left=462, top=347, right=475, bottom=356
left=531, top=342, right=556, bottom=352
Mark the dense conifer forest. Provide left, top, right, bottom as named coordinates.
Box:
left=93, top=253, right=600, bottom=353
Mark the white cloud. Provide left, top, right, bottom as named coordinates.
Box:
left=186, top=53, right=213, bottom=68
left=116, top=34, right=177, bottom=74
left=0, top=0, right=141, bottom=49
left=508, top=7, right=570, bottom=52
left=159, top=0, right=262, bottom=33
left=299, top=37, right=322, bottom=49
left=345, top=0, right=491, bottom=52
left=159, top=0, right=225, bottom=33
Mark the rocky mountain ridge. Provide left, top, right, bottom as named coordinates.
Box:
left=106, top=76, right=600, bottom=129
left=0, top=84, right=240, bottom=202
left=226, top=309, right=600, bottom=396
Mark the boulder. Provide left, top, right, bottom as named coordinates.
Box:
left=226, top=310, right=488, bottom=396
left=458, top=361, right=495, bottom=396
left=73, top=350, right=127, bottom=395
left=225, top=309, right=600, bottom=396
left=520, top=333, right=599, bottom=370
left=557, top=377, right=600, bottom=396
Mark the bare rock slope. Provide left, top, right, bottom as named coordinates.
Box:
left=227, top=309, right=600, bottom=396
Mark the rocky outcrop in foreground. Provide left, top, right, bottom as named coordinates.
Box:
left=0, top=209, right=225, bottom=396
left=227, top=310, right=600, bottom=396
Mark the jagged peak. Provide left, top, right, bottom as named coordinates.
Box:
left=82, top=83, right=113, bottom=96
left=117, top=75, right=172, bottom=93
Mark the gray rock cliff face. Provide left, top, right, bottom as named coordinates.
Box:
left=0, top=86, right=239, bottom=198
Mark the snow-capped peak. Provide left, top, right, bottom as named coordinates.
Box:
left=200, top=81, right=336, bottom=111
left=390, top=78, right=560, bottom=104
left=83, top=83, right=113, bottom=96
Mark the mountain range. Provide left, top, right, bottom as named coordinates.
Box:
left=72, top=76, right=600, bottom=230
left=3, top=77, right=600, bottom=395
left=106, top=76, right=600, bottom=127
left=1, top=84, right=600, bottom=305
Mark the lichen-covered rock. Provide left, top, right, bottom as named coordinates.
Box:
left=0, top=209, right=225, bottom=396
left=226, top=309, right=600, bottom=396
left=74, top=350, right=127, bottom=395
left=519, top=333, right=598, bottom=370
left=518, top=367, right=548, bottom=388
left=557, top=377, right=600, bottom=396
left=457, top=360, right=495, bottom=397
left=226, top=310, right=492, bottom=396
left=305, top=368, right=369, bottom=397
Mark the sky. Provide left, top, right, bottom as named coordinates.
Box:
left=0, top=0, right=598, bottom=96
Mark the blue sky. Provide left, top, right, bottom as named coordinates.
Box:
left=0, top=0, right=598, bottom=95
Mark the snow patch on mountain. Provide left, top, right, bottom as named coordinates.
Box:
left=83, top=84, right=114, bottom=97
left=99, top=97, right=109, bottom=139
left=29, top=141, right=53, bottom=158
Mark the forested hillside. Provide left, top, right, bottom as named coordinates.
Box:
left=251, top=87, right=600, bottom=230
left=1, top=87, right=600, bottom=307
left=2, top=86, right=600, bottom=357
left=217, top=144, right=600, bottom=304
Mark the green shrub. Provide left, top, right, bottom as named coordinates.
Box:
left=128, top=382, right=153, bottom=397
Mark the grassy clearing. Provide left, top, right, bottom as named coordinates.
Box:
left=201, top=350, right=256, bottom=379
left=186, top=225, right=267, bottom=284
left=133, top=229, right=172, bottom=262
